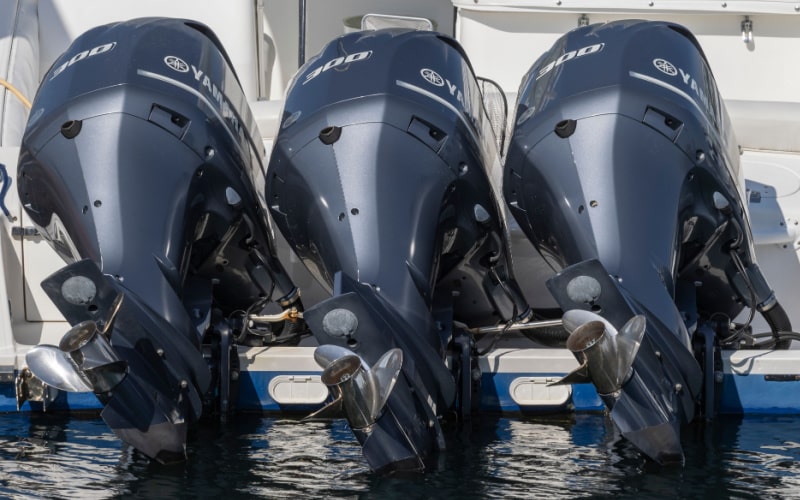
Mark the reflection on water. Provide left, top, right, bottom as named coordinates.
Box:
left=1, top=411, right=799, bottom=499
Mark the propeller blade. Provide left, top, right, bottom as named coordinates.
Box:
left=549, top=359, right=591, bottom=386
left=562, top=309, right=616, bottom=335
left=302, top=396, right=344, bottom=421
left=314, top=344, right=356, bottom=368
left=83, top=360, right=129, bottom=393
left=25, top=345, right=93, bottom=393
left=616, top=315, right=646, bottom=368
left=368, top=348, right=402, bottom=420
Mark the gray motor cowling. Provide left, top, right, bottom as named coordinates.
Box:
left=18, top=18, right=298, bottom=462
left=269, top=28, right=530, bottom=472
left=505, top=20, right=790, bottom=464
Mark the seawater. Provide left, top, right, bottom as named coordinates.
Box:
left=1, top=412, right=799, bottom=499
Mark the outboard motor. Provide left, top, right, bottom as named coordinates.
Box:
left=18, top=18, right=299, bottom=462
left=504, top=20, right=792, bottom=464
left=268, top=28, right=530, bottom=472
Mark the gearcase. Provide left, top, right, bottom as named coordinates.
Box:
left=268, top=28, right=531, bottom=472
left=504, top=20, right=792, bottom=464
left=18, top=18, right=300, bottom=462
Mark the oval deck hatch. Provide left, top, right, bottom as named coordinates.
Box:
left=509, top=377, right=572, bottom=406
left=268, top=374, right=328, bottom=404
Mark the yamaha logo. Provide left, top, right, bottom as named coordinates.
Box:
left=653, top=58, right=677, bottom=76
left=164, top=55, right=189, bottom=73
left=420, top=68, right=444, bottom=87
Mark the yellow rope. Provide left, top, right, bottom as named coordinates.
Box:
left=0, top=78, right=32, bottom=109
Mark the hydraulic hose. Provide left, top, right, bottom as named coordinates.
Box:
left=760, top=300, right=792, bottom=350
left=520, top=326, right=569, bottom=347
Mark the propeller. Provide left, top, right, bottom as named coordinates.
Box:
left=25, top=319, right=127, bottom=394
left=550, top=310, right=645, bottom=395
left=306, top=345, right=402, bottom=429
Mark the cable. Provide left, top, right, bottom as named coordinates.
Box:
left=718, top=249, right=756, bottom=345
left=0, top=78, right=32, bottom=109
left=750, top=330, right=800, bottom=349
left=233, top=295, right=272, bottom=343
left=477, top=302, right=516, bottom=356
left=475, top=264, right=528, bottom=356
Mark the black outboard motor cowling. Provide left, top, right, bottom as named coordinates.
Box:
left=505, top=20, right=790, bottom=464
left=19, top=18, right=298, bottom=462
left=269, top=29, right=530, bottom=472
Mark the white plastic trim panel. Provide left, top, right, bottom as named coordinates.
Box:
left=478, top=348, right=579, bottom=373
left=724, top=349, right=800, bottom=375
left=728, top=101, right=800, bottom=153
left=240, top=346, right=323, bottom=372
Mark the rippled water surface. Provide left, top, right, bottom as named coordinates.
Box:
left=1, top=412, right=799, bottom=499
